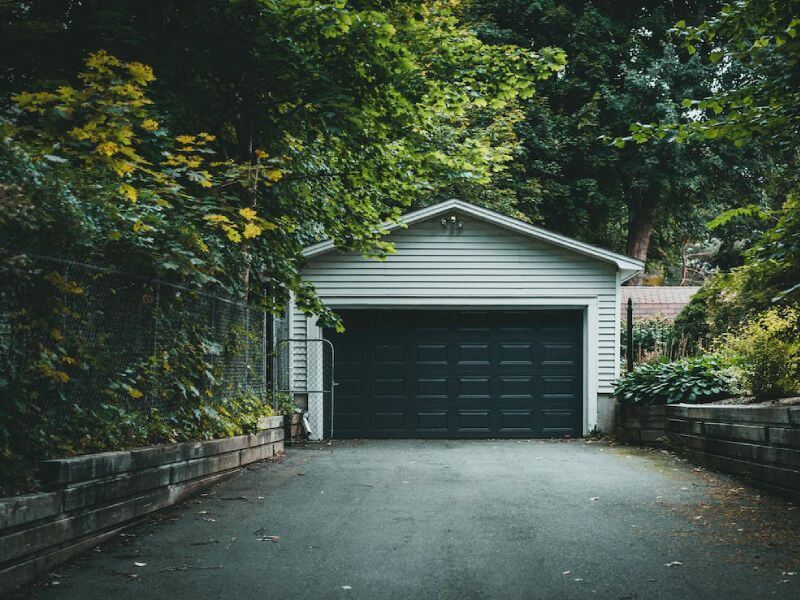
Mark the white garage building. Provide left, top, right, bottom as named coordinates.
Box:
left=283, top=199, right=643, bottom=440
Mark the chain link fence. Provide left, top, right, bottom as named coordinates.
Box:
left=273, top=339, right=333, bottom=440
left=0, top=255, right=273, bottom=429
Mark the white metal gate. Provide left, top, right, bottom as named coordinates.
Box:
left=272, top=338, right=334, bottom=440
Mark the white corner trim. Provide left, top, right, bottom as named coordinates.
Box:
left=585, top=299, right=599, bottom=434
left=287, top=292, right=295, bottom=391
left=301, top=199, right=645, bottom=274
left=614, top=270, right=622, bottom=383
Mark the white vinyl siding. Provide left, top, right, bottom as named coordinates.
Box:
left=290, top=302, right=307, bottom=391
left=295, top=213, right=620, bottom=394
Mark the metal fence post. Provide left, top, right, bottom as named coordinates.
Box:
left=626, top=297, right=634, bottom=372
left=244, top=305, right=249, bottom=390
left=261, top=307, right=268, bottom=402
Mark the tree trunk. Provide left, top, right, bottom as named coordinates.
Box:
left=625, top=196, right=658, bottom=285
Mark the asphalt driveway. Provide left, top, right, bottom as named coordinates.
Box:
left=16, top=440, right=800, bottom=599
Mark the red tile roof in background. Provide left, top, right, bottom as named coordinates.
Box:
left=621, top=286, right=700, bottom=320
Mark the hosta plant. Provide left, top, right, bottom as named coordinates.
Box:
left=613, top=353, right=736, bottom=406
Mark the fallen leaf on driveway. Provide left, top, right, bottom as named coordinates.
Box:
left=160, top=565, right=222, bottom=572
left=665, top=561, right=683, bottom=567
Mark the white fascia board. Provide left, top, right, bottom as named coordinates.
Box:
left=301, top=199, right=645, bottom=274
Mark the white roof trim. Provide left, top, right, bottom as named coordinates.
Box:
left=302, top=199, right=644, bottom=277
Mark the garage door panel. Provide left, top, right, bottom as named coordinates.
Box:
left=456, top=343, right=490, bottom=364
left=455, top=376, right=491, bottom=398
left=327, top=309, right=582, bottom=438
left=416, top=344, right=448, bottom=364
left=542, top=342, right=578, bottom=365
left=373, top=378, right=406, bottom=398
left=373, top=411, right=406, bottom=432
left=373, top=344, right=405, bottom=364
left=456, top=410, right=492, bottom=432
left=498, top=376, right=534, bottom=398
left=542, top=409, right=579, bottom=436
left=336, top=378, right=363, bottom=398
left=499, top=409, right=535, bottom=432
left=542, top=375, right=579, bottom=396
left=416, top=411, right=448, bottom=431
left=417, top=378, right=448, bottom=398
left=499, top=343, right=534, bottom=364
left=416, top=327, right=449, bottom=338
left=336, top=412, right=364, bottom=432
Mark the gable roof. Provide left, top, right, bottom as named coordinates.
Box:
left=622, top=286, right=700, bottom=320
left=302, top=199, right=645, bottom=281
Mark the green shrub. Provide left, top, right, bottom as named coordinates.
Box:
left=719, top=307, right=800, bottom=399
left=621, top=315, right=674, bottom=360
left=613, top=353, right=736, bottom=406
left=672, top=287, right=712, bottom=351
left=0, top=390, right=288, bottom=496
left=621, top=315, right=700, bottom=366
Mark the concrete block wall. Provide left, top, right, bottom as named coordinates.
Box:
left=666, top=405, right=800, bottom=501
left=0, top=416, right=284, bottom=594
left=616, top=404, right=667, bottom=444
left=285, top=413, right=304, bottom=442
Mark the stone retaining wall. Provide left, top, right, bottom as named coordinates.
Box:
left=0, top=416, right=284, bottom=594
left=666, top=404, right=800, bottom=501
left=615, top=404, right=667, bottom=444
left=285, top=412, right=304, bottom=442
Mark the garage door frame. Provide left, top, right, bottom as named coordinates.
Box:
left=303, top=296, right=599, bottom=437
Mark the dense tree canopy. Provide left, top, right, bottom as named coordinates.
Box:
left=1, top=0, right=565, bottom=322
left=1, top=0, right=795, bottom=303
left=461, top=0, right=776, bottom=279
left=624, top=0, right=799, bottom=315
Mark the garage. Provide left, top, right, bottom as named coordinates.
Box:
left=287, top=199, right=643, bottom=439
left=327, top=309, right=582, bottom=438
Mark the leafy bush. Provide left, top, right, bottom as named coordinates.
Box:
left=621, top=315, right=701, bottom=366
left=719, top=307, right=800, bottom=400
left=622, top=315, right=680, bottom=364
left=628, top=316, right=674, bottom=355
left=672, top=287, right=712, bottom=351
left=613, top=353, right=736, bottom=406
left=675, top=261, right=796, bottom=350
left=0, top=390, right=286, bottom=496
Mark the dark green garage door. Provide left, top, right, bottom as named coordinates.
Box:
left=325, top=310, right=582, bottom=438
